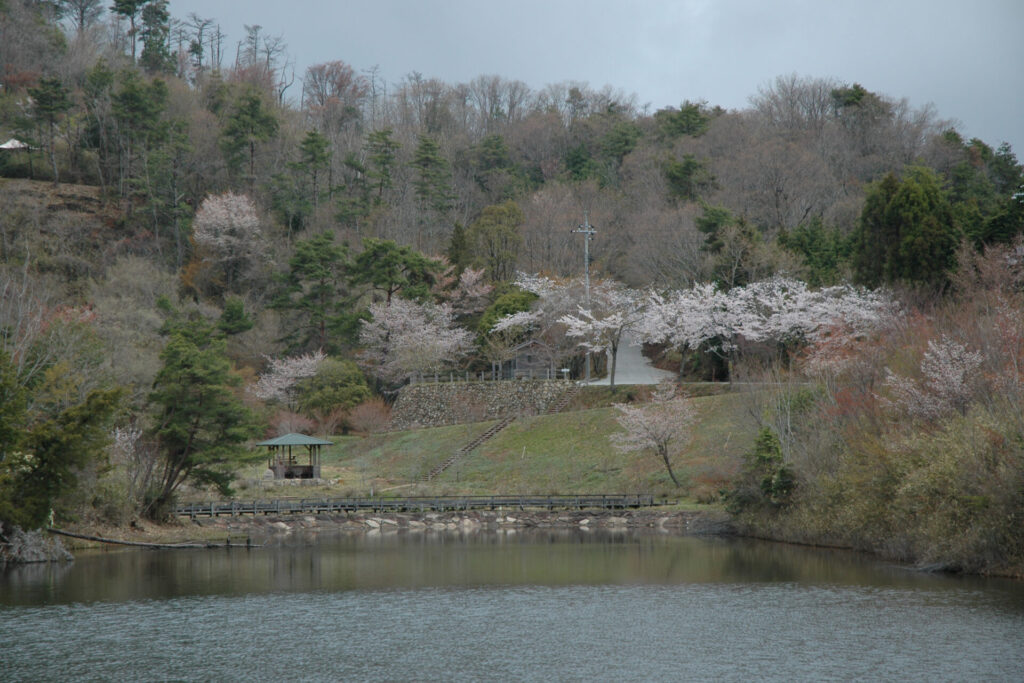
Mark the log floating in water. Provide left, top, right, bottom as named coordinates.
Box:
left=48, top=527, right=260, bottom=549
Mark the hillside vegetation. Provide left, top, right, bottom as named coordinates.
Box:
left=1, top=3, right=1023, bottom=574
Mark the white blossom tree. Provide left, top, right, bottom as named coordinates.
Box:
left=883, top=336, right=983, bottom=421
left=191, top=192, right=265, bottom=290
left=109, top=423, right=159, bottom=512
left=636, top=282, right=735, bottom=354
left=250, top=350, right=326, bottom=407
left=559, top=280, right=645, bottom=387
left=359, top=298, right=473, bottom=386
left=609, top=380, right=695, bottom=487
left=490, top=272, right=585, bottom=374
left=636, top=276, right=895, bottom=363
left=448, top=267, right=493, bottom=316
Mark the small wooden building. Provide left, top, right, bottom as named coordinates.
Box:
left=501, top=339, right=557, bottom=379
left=258, top=433, right=333, bottom=479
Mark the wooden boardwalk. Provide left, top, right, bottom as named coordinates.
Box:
left=175, top=494, right=657, bottom=519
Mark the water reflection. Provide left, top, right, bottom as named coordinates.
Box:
left=3, top=529, right=1022, bottom=609
left=3, top=530, right=1023, bottom=681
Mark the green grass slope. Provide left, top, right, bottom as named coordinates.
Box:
left=237, top=391, right=758, bottom=501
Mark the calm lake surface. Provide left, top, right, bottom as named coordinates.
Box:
left=2, top=529, right=1023, bottom=681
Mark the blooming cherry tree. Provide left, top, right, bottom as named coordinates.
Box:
left=637, top=276, right=895, bottom=359
left=636, top=282, right=735, bottom=353
left=448, top=267, right=493, bottom=316
left=191, top=192, right=265, bottom=290
left=359, top=298, right=473, bottom=385
left=559, top=280, right=645, bottom=387
left=250, top=350, right=326, bottom=406
left=883, top=336, right=983, bottom=421
left=490, top=272, right=587, bottom=373
left=610, top=380, right=695, bottom=487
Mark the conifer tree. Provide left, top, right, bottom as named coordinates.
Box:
left=220, top=88, right=279, bottom=185
left=147, top=317, right=260, bottom=517
left=366, top=128, right=399, bottom=203
left=28, top=76, right=71, bottom=186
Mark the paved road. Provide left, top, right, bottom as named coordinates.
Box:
left=588, top=333, right=675, bottom=386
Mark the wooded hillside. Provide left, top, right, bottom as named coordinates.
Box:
left=1, top=1, right=1023, bottom=571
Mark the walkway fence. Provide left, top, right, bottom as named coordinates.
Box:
left=175, top=494, right=657, bottom=519
left=408, top=369, right=570, bottom=384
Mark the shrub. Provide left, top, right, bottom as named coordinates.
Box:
left=724, top=427, right=795, bottom=515
left=348, top=398, right=391, bottom=434
left=270, top=411, right=316, bottom=436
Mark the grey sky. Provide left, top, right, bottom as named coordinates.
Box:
left=168, top=0, right=1024, bottom=153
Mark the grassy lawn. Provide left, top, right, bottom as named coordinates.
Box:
left=457, top=392, right=755, bottom=498
left=228, top=389, right=759, bottom=502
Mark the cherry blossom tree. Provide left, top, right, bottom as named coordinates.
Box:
left=447, top=267, right=493, bottom=317
left=883, top=336, right=982, bottom=421
left=559, top=280, right=644, bottom=387
left=109, top=422, right=159, bottom=511
left=637, top=276, right=895, bottom=361
left=489, top=272, right=585, bottom=373
left=636, top=282, right=735, bottom=354
left=359, top=299, right=473, bottom=386
left=490, top=272, right=655, bottom=383
left=609, top=380, right=695, bottom=487
left=250, top=350, right=326, bottom=407
left=191, top=192, right=265, bottom=290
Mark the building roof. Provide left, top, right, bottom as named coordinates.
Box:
left=256, top=433, right=334, bottom=447
left=512, top=339, right=552, bottom=352
left=0, top=138, right=29, bottom=150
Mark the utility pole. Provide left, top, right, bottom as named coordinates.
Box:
left=571, top=213, right=596, bottom=383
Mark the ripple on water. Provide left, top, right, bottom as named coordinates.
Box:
left=2, top=534, right=1023, bottom=681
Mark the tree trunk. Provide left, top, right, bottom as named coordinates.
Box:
left=609, top=338, right=619, bottom=388
left=660, top=447, right=681, bottom=487
left=48, top=120, right=59, bottom=187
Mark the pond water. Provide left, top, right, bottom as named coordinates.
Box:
left=2, top=530, right=1023, bottom=681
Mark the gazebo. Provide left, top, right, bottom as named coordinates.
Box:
left=258, top=433, right=333, bottom=479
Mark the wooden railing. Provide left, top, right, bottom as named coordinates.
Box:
left=175, top=494, right=658, bottom=518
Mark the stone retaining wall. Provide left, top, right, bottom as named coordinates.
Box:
left=192, top=509, right=734, bottom=536
left=389, top=380, right=572, bottom=430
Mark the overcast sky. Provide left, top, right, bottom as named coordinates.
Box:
left=168, top=0, right=1024, bottom=154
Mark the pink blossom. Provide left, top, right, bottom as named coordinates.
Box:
left=610, top=380, right=695, bottom=486
left=359, top=299, right=473, bottom=384
left=251, top=350, right=326, bottom=403
left=192, top=192, right=264, bottom=261
left=883, top=336, right=982, bottom=421
left=637, top=276, right=895, bottom=354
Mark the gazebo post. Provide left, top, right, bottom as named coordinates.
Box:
left=257, top=433, right=334, bottom=480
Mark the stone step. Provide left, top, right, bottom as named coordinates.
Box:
left=547, top=384, right=581, bottom=414
left=423, top=416, right=515, bottom=481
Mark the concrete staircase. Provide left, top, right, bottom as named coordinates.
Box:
left=547, top=383, right=581, bottom=414
left=421, top=385, right=580, bottom=483
left=422, top=416, right=516, bottom=481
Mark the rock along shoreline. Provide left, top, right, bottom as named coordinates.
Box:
left=186, top=508, right=735, bottom=538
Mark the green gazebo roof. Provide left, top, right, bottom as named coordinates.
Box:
left=256, top=433, right=334, bottom=447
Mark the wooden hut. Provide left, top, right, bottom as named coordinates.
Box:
left=258, top=433, right=333, bottom=479
left=501, top=339, right=557, bottom=379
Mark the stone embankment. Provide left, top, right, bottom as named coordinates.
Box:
left=189, top=509, right=734, bottom=537
left=0, top=527, right=73, bottom=564
left=389, top=380, right=571, bottom=430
